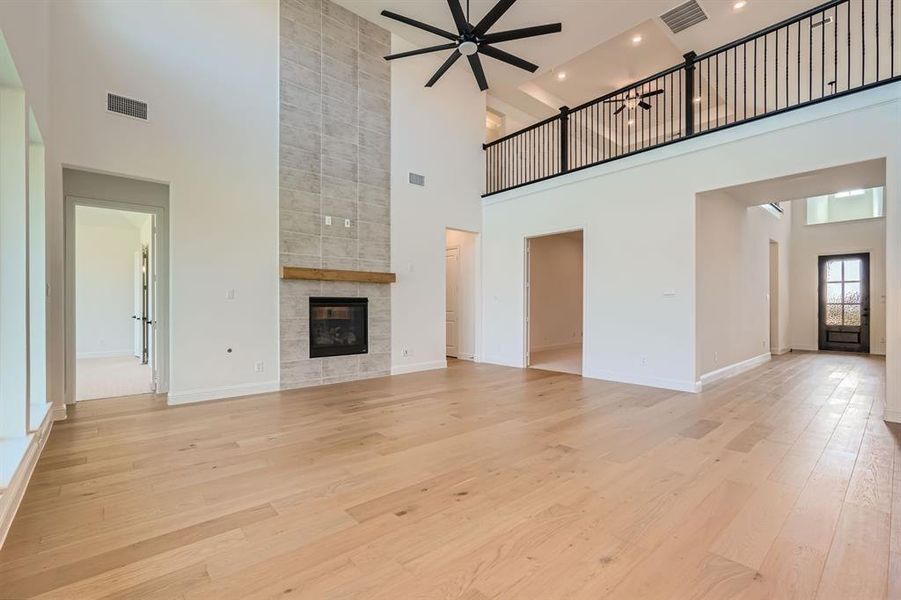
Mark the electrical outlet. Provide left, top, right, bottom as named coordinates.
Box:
left=325, top=216, right=332, bottom=226
left=402, top=348, right=410, bottom=357
left=640, top=357, right=648, bottom=367
left=344, top=218, right=351, bottom=228
left=254, top=361, right=264, bottom=373
left=226, top=289, right=236, bottom=300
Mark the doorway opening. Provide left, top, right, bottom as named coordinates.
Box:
left=64, top=168, right=170, bottom=405
left=526, top=230, right=583, bottom=375
left=73, top=206, right=155, bottom=400
left=445, top=228, right=478, bottom=361
left=769, top=240, right=779, bottom=354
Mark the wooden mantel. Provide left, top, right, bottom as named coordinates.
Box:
left=280, top=266, right=397, bottom=284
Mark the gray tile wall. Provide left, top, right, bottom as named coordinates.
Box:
left=279, top=0, right=391, bottom=388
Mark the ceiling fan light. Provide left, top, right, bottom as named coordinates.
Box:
left=459, top=41, right=479, bottom=56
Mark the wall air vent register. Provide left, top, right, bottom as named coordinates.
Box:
left=107, top=93, right=148, bottom=121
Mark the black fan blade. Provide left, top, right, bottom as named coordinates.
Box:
left=384, top=43, right=458, bottom=61
left=473, top=0, right=517, bottom=36
left=447, top=0, right=470, bottom=34
left=479, top=45, right=538, bottom=72
left=468, top=53, right=489, bottom=91
left=640, top=89, right=664, bottom=98
left=613, top=105, right=626, bottom=116
left=639, top=101, right=652, bottom=110
left=426, top=50, right=462, bottom=87
left=481, top=23, right=562, bottom=45
left=381, top=10, right=458, bottom=41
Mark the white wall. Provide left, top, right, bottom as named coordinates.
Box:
left=696, top=198, right=791, bottom=379
left=75, top=207, right=145, bottom=358
left=43, top=0, right=279, bottom=406
left=482, top=84, right=901, bottom=395
left=390, top=35, right=485, bottom=374
left=529, top=232, right=583, bottom=352
left=790, top=200, right=887, bottom=354
left=446, top=228, right=478, bottom=360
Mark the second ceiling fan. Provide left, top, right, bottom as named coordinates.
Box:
left=381, top=0, right=562, bottom=91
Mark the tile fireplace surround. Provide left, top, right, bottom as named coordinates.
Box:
left=279, top=0, right=391, bottom=388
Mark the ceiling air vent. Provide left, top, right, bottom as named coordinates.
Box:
left=660, top=0, right=708, bottom=34
left=107, top=93, right=148, bottom=121
left=409, top=172, right=425, bottom=186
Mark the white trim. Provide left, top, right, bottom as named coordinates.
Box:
left=76, top=350, right=134, bottom=359
left=65, top=193, right=170, bottom=406
left=791, top=344, right=820, bottom=352
left=584, top=368, right=701, bottom=393
left=698, top=353, right=772, bottom=390
left=884, top=408, right=901, bottom=424
left=771, top=347, right=793, bottom=356
left=455, top=352, right=475, bottom=361
left=530, top=341, right=582, bottom=353
left=53, top=405, right=68, bottom=421
left=167, top=380, right=279, bottom=406
left=391, top=360, right=447, bottom=375
left=0, top=408, right=53, bottom=550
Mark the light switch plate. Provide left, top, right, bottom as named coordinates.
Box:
left=325, top=216, right=332, bottom=225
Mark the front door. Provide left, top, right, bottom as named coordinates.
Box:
left=818, top=253, right=870, bottom=353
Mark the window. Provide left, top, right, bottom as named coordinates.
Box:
left=806, top=186, right=884, bottom=225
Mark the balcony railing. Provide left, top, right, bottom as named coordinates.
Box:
left=483, top=0, right=901, bottom=196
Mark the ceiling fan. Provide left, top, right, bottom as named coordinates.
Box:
left=604, top=89, right=664, bottom=115
left=381, top=0, right=562, bottom=91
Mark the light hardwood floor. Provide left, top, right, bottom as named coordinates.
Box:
left=0, top=352, right=897, bottom=599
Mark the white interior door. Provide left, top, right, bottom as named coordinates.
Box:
left=445, top=247, right=459, bottom=358
left=133, top=250, right=143, bottom=358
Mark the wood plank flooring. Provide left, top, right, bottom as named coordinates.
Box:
left=0, top=352, right=897, bottom=599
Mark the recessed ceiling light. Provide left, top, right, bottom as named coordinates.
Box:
left=557, top=71, right=567, bottom=81
left=631, top=34, right=643, bottom=45
left=733, top=1, right=747, bottom=10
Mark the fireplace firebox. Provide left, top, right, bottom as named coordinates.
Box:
left=309, top=297, right=368, bottom=358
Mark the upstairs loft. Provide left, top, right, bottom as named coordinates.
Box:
left=483, top=0, right=901, bottom=196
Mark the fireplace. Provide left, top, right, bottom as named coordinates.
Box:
left=309, top=297, right=368, bottom=358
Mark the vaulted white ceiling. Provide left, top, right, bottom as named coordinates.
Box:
left=336, top=0, right=828, bottom=119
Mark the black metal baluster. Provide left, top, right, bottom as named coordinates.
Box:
left=821, top=10, right=826, bottom=98
left=876, top=0, right=880, bottom=81
left=764, top=34, right=769, bottom=113
left=809, top=16, right=814, bottom=101
left=785, top=25, right=791, bottom=107
left=797, top=20, right=801, bottom=103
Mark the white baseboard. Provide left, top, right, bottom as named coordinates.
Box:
left=698, top=353, right=771, bottom=390
left=884, top=408, right=901, bottom=424
left=531, top=341, right=582, bottom=353
left=76, top=350, right=135, bottom=359
left=772, top=347, right=793, bottom=356
left=167, top=380, right=280, bottom=406
left=53, top=404, right=68, bottom=421
left=0, top=409, right=54, bottom=550
left=791, top=344, right=820, bottom=352
left=455, top=352, right=474, bottom=361
left=391, top=360, right=447, bottom=375
left=584, top=368, right=701, bottom=393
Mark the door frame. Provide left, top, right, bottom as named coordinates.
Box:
left=65, top=195, right=170, bottom=404
left=817, top=252, right=870, bottom=353
left=523, top=226, right=587, bottom=371
left=445, top=245, right=460, bottom=359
